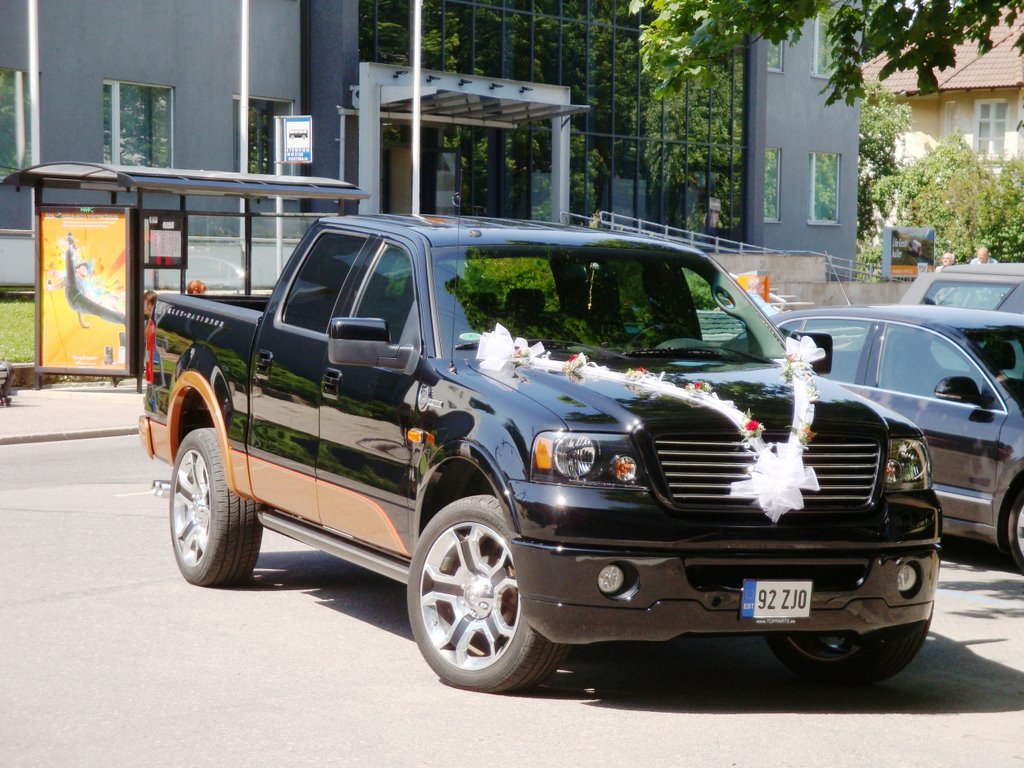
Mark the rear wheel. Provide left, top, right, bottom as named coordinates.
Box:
left=1009, top=490, right=1024, bottom=574
left=766, top=618, right=931, bottom=684
left=170, top=428, right=262, bottom=586
left=408, top=495, right=569, bottom=693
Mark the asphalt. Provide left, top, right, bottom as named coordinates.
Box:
left=0, top=384, right=144, bottom=446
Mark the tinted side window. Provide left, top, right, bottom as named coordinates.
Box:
left=354, top=245, right=420, bottom=348
left=800, top=318, right=872, bottom=384
left=923, top=280, right=1015, bottom=309
left=878, top=325, right=981, bottom=398
left=282, top=233, right=365, bottom=332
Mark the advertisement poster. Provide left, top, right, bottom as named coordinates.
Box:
left=39, top=208, right=130, bottom=374
left=883, top=226, right=936, bottom=278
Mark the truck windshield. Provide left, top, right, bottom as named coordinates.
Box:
left=431, top=244, right=785, bottom=363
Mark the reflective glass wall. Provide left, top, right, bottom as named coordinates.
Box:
left=359, top=0, right=746, bottom=240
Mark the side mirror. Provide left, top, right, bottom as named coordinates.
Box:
left=327, top=317, right=418, bottom=374
left=788, top=331, right=833, bottom=375
left=934, top=375, right=990, bottom=407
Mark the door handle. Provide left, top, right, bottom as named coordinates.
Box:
left=322, top=368, right=342, bottom=400
left=255, top=350, right=274, bottom=380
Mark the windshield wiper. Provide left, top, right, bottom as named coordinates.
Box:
left=528, top=339, right=626, bottom=359
left=625, top=346, right=727, bottom=359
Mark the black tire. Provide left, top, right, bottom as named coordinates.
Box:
left=1008, top=490, right=1024, bottom=574
left=766, top=618, right=931, bottom=685
left=407, top=495, right=569, bottom=693
left=169, top=428, right=262, bottom=587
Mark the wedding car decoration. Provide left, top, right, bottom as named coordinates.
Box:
left=476, top=324, right=826, bottom=522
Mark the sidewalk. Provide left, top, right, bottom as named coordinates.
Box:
left=0, top=384, right=143, bottom=446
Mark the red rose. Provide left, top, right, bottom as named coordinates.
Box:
left=745, top=420, right=760, bottom=432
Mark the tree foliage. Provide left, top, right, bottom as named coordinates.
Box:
left=858, top=80, right=911, bottom=242
left=631, top=0, right=1024, bottom=105
left=874, top=134, right=1016, bottom=262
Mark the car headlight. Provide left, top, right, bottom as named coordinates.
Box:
left=885, top=438, right=931, bottom=491
left=531, top=431, right=646, bottom=487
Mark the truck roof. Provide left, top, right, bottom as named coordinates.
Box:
left=316, top=214, right=705, bottom=255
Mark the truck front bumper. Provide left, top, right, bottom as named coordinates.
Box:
left=511, top=540, right=938, bottom=644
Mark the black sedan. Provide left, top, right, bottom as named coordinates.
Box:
left=776, top=304, right=1024, bottom=572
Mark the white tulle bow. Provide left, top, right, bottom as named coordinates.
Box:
left=730, top=442, right=821, bottom=524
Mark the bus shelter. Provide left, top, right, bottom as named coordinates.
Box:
left=3, top=162, right=367, bottom=388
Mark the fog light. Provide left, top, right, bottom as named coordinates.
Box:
left=598, top=564, right=625, bottom=595
left=897, top=562, right=919, bottom=596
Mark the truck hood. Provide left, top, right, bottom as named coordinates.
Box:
left=467, top=356, right=892, bottom=438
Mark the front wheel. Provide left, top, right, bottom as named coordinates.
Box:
left=170, top=428, right=263, bottom=587
left=407, top=495, right=569, bottom=693
left=766, top=618, right=931, bottom=685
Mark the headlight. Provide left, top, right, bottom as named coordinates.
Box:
left=885, top=438, right=931, bottom=491
left=532, top=431, right=646, bottom=487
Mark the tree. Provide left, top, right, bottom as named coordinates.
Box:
left=630, top=0, right=1024, bottom=105
left=858, top=80, right=911, bottom=242
left=976, top=158, right=1024, bottom=263
left=875, top=134, right=993, bottom=261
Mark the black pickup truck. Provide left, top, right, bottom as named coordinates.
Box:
left=140, top=215, right=940, bottom=692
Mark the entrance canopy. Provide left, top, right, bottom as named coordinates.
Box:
left=3, top=162, right=369, bottom=204
left=353, top=63, right=587, bottom=220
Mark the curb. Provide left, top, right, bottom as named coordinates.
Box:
left=0, top=426, right=139, bottom=447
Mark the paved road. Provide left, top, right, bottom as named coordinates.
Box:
left=1, top=437, right=1023, bottom=768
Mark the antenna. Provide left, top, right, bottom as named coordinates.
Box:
left=448, top=167, right=464, bottom=373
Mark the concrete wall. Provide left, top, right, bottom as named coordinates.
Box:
left=714, top=251, right=911, bottom=308
left=0, top=0, right=303, bottom=230
left=760, top=21, right=859, bottom=264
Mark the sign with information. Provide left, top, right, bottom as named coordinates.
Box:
left=883, top=226, right=936, bottom=278
left=38, top=207, right=130, bottom=375
left=280, top=115, right=313, bottom=164
left=143, top=212, right=185, bottom=268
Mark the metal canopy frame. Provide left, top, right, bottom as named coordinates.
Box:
left=352, top=62, right=587, bottom=221
left=3, top=162, right=369, bottom=202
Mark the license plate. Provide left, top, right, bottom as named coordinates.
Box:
left=741, top=580, right=812, bottom=620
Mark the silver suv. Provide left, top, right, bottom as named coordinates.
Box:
left=901, top=263, right=1024, bottom=312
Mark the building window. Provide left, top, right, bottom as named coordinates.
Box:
left=809, top=152, right=839, bottom=223
left=766, top=41, right=784, bottom=72
left=233, top=97, right=294, bottom=174
left=103, top=80, right=173, bottom=167
left=0, top=68, right=31, bottom=174
left=944, top=102, right=958, bottom=137
left=764, top=148, right=780, bottom=221
left=812, top=14, right=832, bottom=78
left=976, top=100, right=1007, bottom=157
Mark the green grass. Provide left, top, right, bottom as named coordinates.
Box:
left=0, top=298, right=35, bottom=362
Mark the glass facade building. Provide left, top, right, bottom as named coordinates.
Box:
left=359, top=0, right=747, bottom=240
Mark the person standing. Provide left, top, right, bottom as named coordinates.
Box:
left=970, top=246, right=998, bottom=264
left=937, top=252, right=956, bottom=271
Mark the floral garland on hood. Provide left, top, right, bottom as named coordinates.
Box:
left=476, top=324, right=826, bottom=523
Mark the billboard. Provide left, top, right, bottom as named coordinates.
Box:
left=883, top=226, right=936, bottom=278
left=38, top=208, right=131, bottom=374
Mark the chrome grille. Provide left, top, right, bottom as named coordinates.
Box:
left=654, top=432, right=881, bottom=512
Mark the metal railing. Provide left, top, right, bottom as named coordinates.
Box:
left=559, top=211, right=895, bottom=284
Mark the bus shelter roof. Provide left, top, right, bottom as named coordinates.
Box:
left=3, top=162, right=369, bottom=201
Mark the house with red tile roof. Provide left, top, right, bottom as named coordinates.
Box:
left=865, top=20, right=1024, bottom=160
